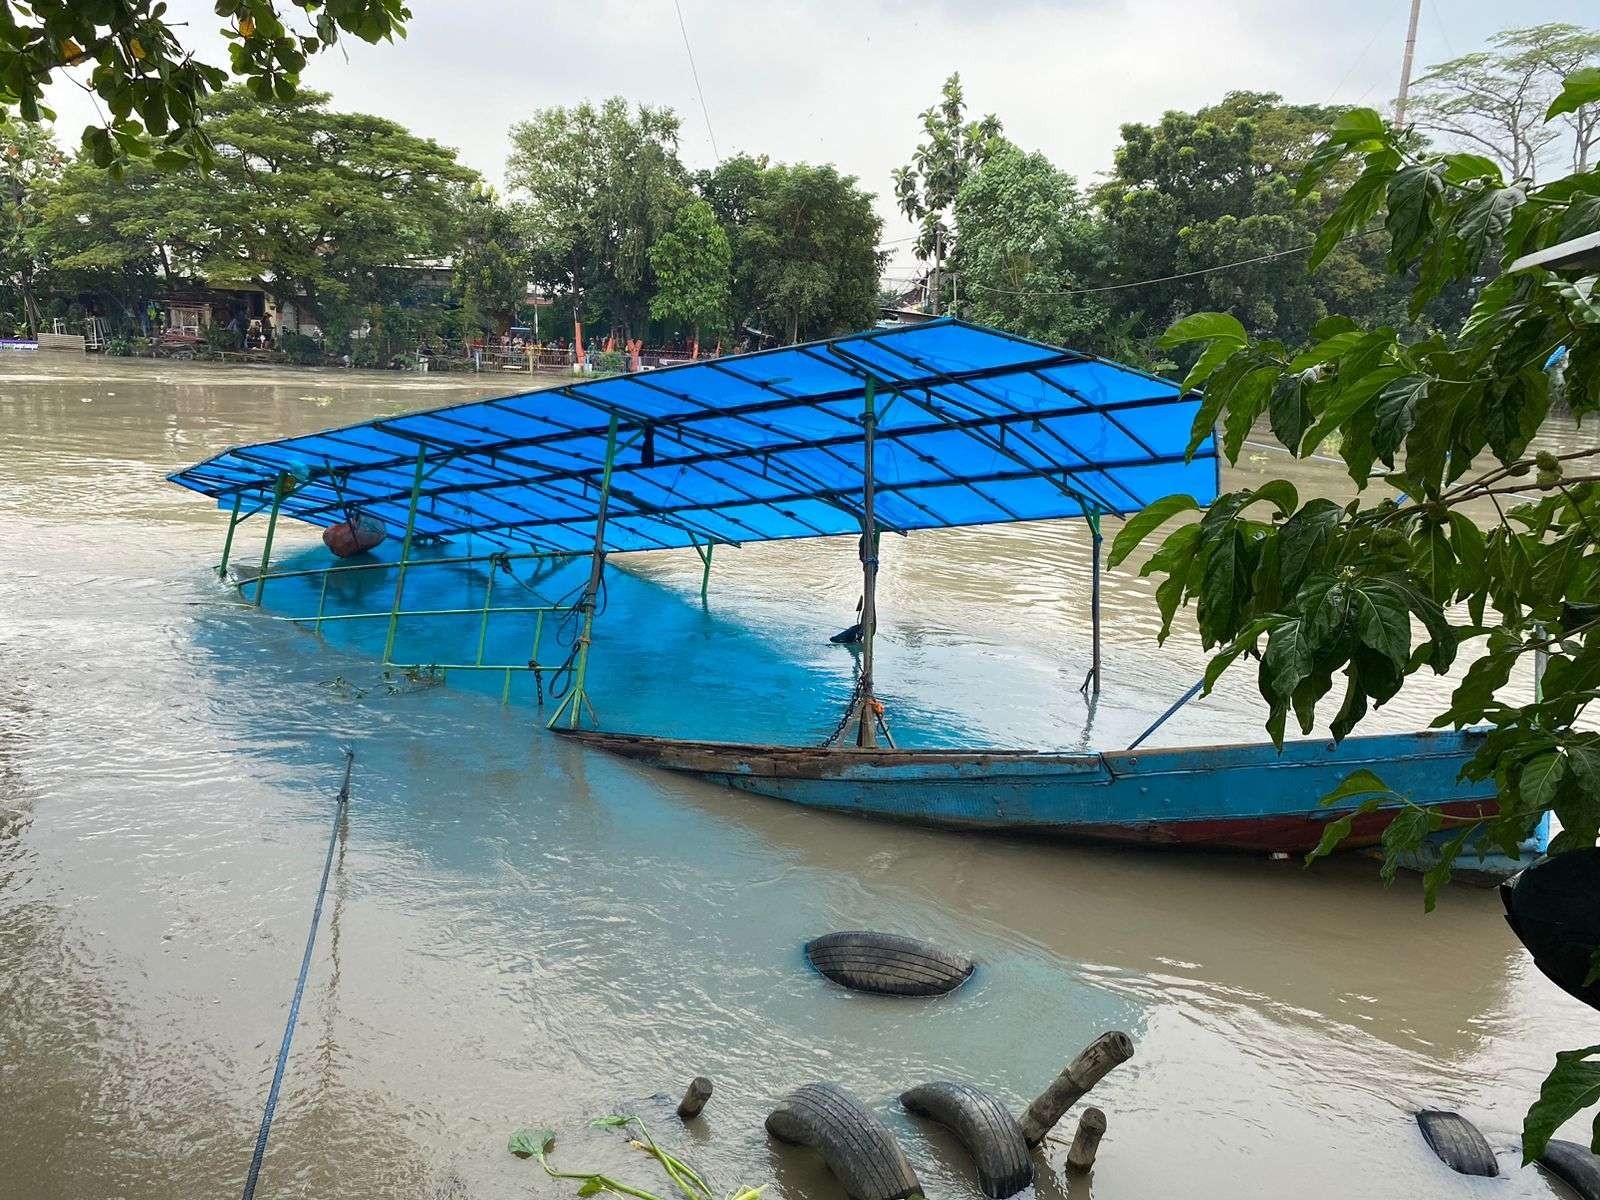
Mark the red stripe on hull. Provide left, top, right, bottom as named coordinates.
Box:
left=1057, top=800, right=1497, bottom=855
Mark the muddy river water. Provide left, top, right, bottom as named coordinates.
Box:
left=3, top=353, right=1597, bottom=1199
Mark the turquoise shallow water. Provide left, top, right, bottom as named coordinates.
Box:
left=3, top=354, right=1596, bottom=1200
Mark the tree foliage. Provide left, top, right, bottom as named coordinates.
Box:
left=1096, top=93, right=1404, bottom=348
left=0, top=0, right=409, bottom=172
left=506, top=98, right=688, bottom=337
left=951, top=142, right=1119, bottom=354
left=1108, top=85, right=1600, bottom=1162
left=0, top=117, right=62, bottom=334
left=454, top=185, right=530, bottom=335
left=647, top=197, right=731, bottom=341
left=36, top=86, right=473, bottom=328
left=891, top=72, right=1005, bottom=266
left=1411, top=23, right=1600, bottom=181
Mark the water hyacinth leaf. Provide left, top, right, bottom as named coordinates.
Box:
left=510, top=1127, right=556, bottom=1160
left=1108, top=494, right=1199, bottom=569
left=1523, top=1045, right=1600, bottom=1162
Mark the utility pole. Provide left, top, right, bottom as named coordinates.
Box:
left=1394, top=0, right=1424, bottom=127
left=930, top=227, right=942, bottom=317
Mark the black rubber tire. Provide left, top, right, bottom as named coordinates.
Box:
left=766, top=1083, right=923, bottom=1200
left=1541, top=1140, right=1600, bottom=1199
left=805, top=931, right=973, bottom=997
left=1416, top=1110, right=1498, bottom=1177
left=900, top=1081, right=1032, bottom=1199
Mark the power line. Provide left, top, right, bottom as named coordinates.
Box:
left=671, top=0, right=720, bottom=163
left=959, top=228, right=1384, bottom=299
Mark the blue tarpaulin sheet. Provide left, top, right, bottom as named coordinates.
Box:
left=168, top=319, right=1220, bottom=552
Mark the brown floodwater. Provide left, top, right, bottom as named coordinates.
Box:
left=1, top=352, right=1595, bottom=1199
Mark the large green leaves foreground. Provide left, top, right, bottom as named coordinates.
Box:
left=1110, top=85, right=1600, bottom=1159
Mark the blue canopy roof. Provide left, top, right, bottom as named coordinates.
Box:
left=168, top=319, right=1219, bottom=553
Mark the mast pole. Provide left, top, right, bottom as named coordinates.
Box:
left=857, top=376, right=880, bottom=748
left=1088, top=506, right=1103, bottom=695
left=560, top=412, right=619, bottom=729
left=1394, top=0, right=1424, bottom=127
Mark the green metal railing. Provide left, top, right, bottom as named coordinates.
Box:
left=229, top=548, right=581, bottom=704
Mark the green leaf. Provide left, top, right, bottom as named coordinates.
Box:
left=1378, top=806, right=1439, bottom=882
left=1385, top=164, right=1446, bottom=267
left=1519, top=750, right=1567, bottom=812
left=1269, top=370, right=1315, bottom=454
left=1251, top=479, right=1299, bottom=518
left=1301, top=365, right=1408, bottom=458
left=1108, top=495, right=1200, bottom=569
left=1160, top=311, right=1246, bottom=350
left=1440, top=153, right=1504, bottom=186
left=1353, top=582, right=1412, bottom=667
left=1372, top=375, right=1426, bottom=466
left=1309, top=165, right=1390, bottom=269
left=1523, top=1045, right=1600, bottom=1163
left=1547, top=68, right=1600, bottom=120
left=1321, top=768, right=1395, bottom=806
left=1180, top=338, right=1242, bottom=395
left=1305, top=796, right=1381, bottom=863
left=510, top=1128, right=555, bottom=1160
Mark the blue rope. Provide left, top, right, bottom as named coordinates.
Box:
left=241, top=749, right=354, bottom=1200
left=1126, top=679, right=1205, bottom=751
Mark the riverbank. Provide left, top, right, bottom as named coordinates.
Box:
left=2, top=354, right=1593, bottom=1199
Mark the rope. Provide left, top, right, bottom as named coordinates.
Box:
left=240, top=749, right=354, bottom=1200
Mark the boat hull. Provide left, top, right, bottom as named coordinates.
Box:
left=556, top=728, right=1497, bottom=854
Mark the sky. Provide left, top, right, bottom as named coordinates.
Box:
left=41, top=0, right=1599, bottom=282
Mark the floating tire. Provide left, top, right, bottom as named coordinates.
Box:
left=900, top=1081, right=1032, bottom=1199
left=1416, top=1110, right=1498, bottom=1177
left=804, top=931, right=973, bottom=997
left=1540, top=1140, right=1600, bottom=1199
left=766, top=1083, right=923, bottom=1200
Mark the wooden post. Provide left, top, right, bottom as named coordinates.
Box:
left=1066, top=1108, right=1106, bottom=1171
left=857, top=376, right=879, bottom=749
left=1018, top=1031, right=1133, bottom=1147
left=554, top=413, right=618, bottom=729
left=677, top=1076, right=714, bottom=1119
left=1088, top=507, right=1103, bottom=695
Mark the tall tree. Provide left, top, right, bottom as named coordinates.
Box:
left=1410, top=23, right=1600, bottom=181
left=453, top=185, right=530, bottom=336
left=952, top=142, right=1119, bottom=354
left=738, top=162, right=883, bottom=343
left=648, top=198, right=731, bottom=345
left=891, top=73, right=1005, bottom=286
left=35, top=87, right=474, bottom=330
left=0, top=119, right=62, bottom=335
left=189, top=87, right=473, bottom=324
left=0, top=1, right=409, bottom=171
left=506, top=98, right=688, bottom=338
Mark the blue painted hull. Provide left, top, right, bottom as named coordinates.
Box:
left=559, top=727, right=1498, bottom=854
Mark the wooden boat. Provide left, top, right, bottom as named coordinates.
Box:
left=556, top=726, right=1496, bottom=854
left=170, top=320, right=1514, bottom=861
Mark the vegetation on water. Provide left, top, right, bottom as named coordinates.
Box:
left=1110, top=67, right=1600, bottom=1159
left=509, top=1117, right=765, bottom=1200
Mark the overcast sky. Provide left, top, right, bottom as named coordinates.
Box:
left=43, top=0, right=1597, bottom=280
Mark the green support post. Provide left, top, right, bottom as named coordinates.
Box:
left=857, top=376, right=879, bottom=748
left=253, top=475, right=287, bottom=608
left=382, top=446, right=429, bottom=666
left=475, top=568, right=496, bottom=665
left=218, top=491, right=243, bottom=579
left=694, top=538, right=714, bottom=603
left=551, top=413, right=618, bottom=729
